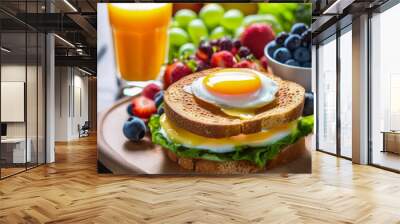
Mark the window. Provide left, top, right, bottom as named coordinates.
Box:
left=370, top=3, right=400, bottom=171
left=339, top=28, right=352, bottom=158
left=317, top=36, right=337, bottom=154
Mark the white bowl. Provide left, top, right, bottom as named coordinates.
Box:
left=264, top=42, right=311, bottom=92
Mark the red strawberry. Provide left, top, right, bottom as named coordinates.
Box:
left=131, top=96, right=156, bottom=119
left=233, top=60, right=253, bottom=68
left=233, top=60, right=260, bottom=70
left=163, top=62, right=192, bottom=89
left=231, top=47, right=238, bottom=56
left=210, top=50, right=235, bottom=68
left=195, top=50, right=209, bottom=62
left=163, top=64, right=175, bottom=89
left=170, top=62, right=192, bottom=84
left=260, top=56, right=268, bottom=70
left=241, top=23, right=275, bottom=59
left=142, top=83, right=161, bottom=100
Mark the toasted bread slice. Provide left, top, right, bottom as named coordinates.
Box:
left=164, top=137, right=307, bottom=174
left=164, top=68, right=305, bottom=138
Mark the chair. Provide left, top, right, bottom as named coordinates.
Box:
left=79, top=121, right=90, bottom=138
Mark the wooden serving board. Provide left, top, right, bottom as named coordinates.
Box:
left=97, top=97, right=312, bottom=175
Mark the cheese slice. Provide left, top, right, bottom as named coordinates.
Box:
left=159, top=114, right=296, bottom=153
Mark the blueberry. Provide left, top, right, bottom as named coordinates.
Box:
left=284, top=34, right=301, bottom=51
left=273, top=47, right=292, bottom=63
left=238, top=46, right=251, bottom=58
left=291, top=23, right=308, bottom=35
left=302, top=62, right=311, bottom=68
left=266, top=41, right=279, bottom=58
left=285, top=59, right=300, bottom=67
left=127, top=104, right=134, bottom=116
left=275, top=32, right=289, bottom=45
left=303, top=92, right=314, bottom=116
left=300, top=30, right=311, bottom=47
left=293, top=47, right=310, bottom=63
left=301, top=40, right=308, bottom=48
left=154, top=91, right=164, bottom=107
left=123, top=116, right=146, bottom=141
left=157, top=106, right=164, bottom=115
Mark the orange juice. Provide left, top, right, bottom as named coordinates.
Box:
left=108, top=3, right=172, bottom=81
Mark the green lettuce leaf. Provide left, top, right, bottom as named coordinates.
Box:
left=148, top=115, right=314, bottom=167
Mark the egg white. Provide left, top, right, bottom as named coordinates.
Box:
left=190, top=70, right=279, bottom=110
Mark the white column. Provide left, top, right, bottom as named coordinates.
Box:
left=352, top=14, right=369, bottom=164
left=46, top=32, right=55, bottom=163
left=45, top=0, right=56, bottom=164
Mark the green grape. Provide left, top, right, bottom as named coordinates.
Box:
left=234, top=26, right=245, bottom=38
left=187, top=19, right=208, bottom=45
left=168, top=27, right=189, bottom=47
left=221, top=9, right=244, bottom=31
left=168, top=45, right=179, bottom=62
left=243, top=14, right=282, bottom=33
left=170, top=19, right=180, bottom=28
left=178, top=43, right=196, bottom=58
left=174, top=9, right=197, bottom=29
left=210, top=26, right=227, bottom=40
left=199, top=3, right=224, bottom=29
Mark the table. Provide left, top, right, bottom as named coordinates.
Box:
left=381, top=131, right=400, bottom=154
left=1, top=138, right=31, bottom=164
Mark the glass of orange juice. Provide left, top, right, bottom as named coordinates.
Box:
left=108, top=3, right=172, bottom=85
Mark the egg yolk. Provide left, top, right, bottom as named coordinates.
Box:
left=203, top=70, right=261, bottom=95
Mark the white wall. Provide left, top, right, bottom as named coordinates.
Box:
left=1, top=65, right=36, bottom=138
left=54, top=66, right=89, bottom=141
left=55, top=66, right=69, bottom=141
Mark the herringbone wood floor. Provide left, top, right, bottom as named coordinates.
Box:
left=0, top=135, right=399, bottom=224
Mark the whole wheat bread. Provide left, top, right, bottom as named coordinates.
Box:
left=164, top=68, right=305, bottom=138
left=164, top=137, right=307, bottom=174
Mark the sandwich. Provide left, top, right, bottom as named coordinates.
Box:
left=149, top=68, right=313, bottom=174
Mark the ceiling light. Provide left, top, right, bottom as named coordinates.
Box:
left=322, top=0, right=354, bottom=15
left=54, top=34, right=75, bottom=48
left=63, top=0, right=78, bottom=12
left=1, top=47, right=11, bottom=53
left=78, top=67, right=92, bottom=76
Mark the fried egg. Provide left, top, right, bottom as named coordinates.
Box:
left=186, top=68, right=279, bottom=119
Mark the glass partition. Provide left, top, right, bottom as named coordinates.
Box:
left=1, top=30, right=28, bottom=177
left=0, top=1, right=46, bottom=179
left=27, top=31, right=38, bottom=169
left=317, top=36, right=337, bottom=154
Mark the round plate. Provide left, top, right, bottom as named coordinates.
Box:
left=97, top=97, right=312, bottom=175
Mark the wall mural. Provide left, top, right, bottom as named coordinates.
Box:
left=97, top=3, right=314, bottom=175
